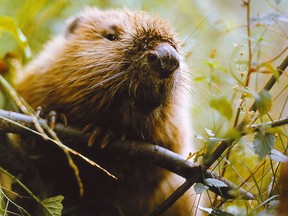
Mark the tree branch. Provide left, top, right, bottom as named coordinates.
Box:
left=249, top=117, right=288, bottom=132
left=148, top=178, right=199, bottom=216
left=0, top=109, right=254, bottom=201
left=250, top=54, right=288, bottom=112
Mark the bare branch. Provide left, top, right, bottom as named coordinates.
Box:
left=249, top=117, right=288, bottom=132
left=148, top=178, right=198, bottom=216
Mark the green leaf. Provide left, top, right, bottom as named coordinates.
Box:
left=41, top=195, right=64, bottom=216
left=269, top=149, right=288, bottom=162
left=268, top=200, right=280, bottom=208
left=250, top=12, right=288, bottom=26
left=198, top=207, right=234, bottom=216
left=251, top=90, right=272, bottom=116
left=198, top=206, right=213, bottom=214
left=193, top=183, right=209, bottom=194
left=205, top=137, right=223, bottom=156
left=205, top=178, right=228, bottom=188
left=204, top=60, right=220, bottom=70
left=0, top=91, right=6, bottom=109
left=209, top=97, right=233, bottom=120
left=205, top=128, right=215, bottom=137
left=253, top=132, right=275, bottom=159
left=192, top=130, right=206, bottom=141
left=265, top=63, right=279, bottom=81
left=275, top=0, right=281, bottom=4
left=0, top=16, right=31, bottom=58
left=209, top=208, right=234, bottom=216
left=194, top=76, right=206, bottom=82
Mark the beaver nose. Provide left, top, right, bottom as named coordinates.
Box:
left=147, top=43, right=180, bottom=77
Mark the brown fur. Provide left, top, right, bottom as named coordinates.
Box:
left=15, top=8, right=194, bottom=215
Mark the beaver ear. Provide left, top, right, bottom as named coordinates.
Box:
left=65, top=16, right=81, bottom=38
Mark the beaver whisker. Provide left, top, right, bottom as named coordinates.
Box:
left=183, top=68, right=225, bottom=93
left=109, top=77, right=130, bottom=98
left=79, top=65, right=124, bottom=75
left=128, top=70, right=138, bottom=97
left=87, top=71, right=127, bottom=90
left=180, top=75, right=216, bottom=99
left=131, top=81, right=139, bottom=99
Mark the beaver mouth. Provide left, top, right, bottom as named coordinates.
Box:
left=132, top=83, right=169, bottom=111
left=135, top=94, right=164, bottom=111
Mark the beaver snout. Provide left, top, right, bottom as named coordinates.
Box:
left=146, top=43, right=180, bottom=78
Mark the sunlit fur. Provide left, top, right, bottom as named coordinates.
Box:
left=16, top=8, right=195, bottom=215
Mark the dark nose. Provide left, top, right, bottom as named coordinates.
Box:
left=147, top=43, right=180, bottom=77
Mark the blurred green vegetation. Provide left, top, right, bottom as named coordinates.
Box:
left=0, top=0, right=288, bottom=215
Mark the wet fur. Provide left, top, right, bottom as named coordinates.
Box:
left=15, top=8, right=194, bottom=215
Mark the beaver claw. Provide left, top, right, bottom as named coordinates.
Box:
left=35, top=106, right=43, bottom=118
left=85, top=126, right=116, bottom=149
left=47, top=111, right=57, bottom=130
left=88, top=128, right=114, bottom=149
left=35, top=107, right=67, bottom=129
left=87, top=127, right=102, bottom=147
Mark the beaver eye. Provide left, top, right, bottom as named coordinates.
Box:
left=105, top=34, right=116, bottom=41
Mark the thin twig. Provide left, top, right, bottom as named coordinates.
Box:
left=222, top=3, right=253, bottom=202
left=249, top=117, right=288, bottom=132
left=244, top=0, right=252, bottom=87
left=148, top=178, right=199, bottom=216
left=258, top=46, right=288, bottom=67
left=233, top=0, right=252, bottom=128
left=250, top=54, right=288, bottom=111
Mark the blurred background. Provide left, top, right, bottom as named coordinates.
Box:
left=0, top=0, right=288, bottom=215
left=0, top=0, right=287, bottom=134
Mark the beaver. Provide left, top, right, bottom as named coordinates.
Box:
left=15, top=8, right=195, bottom=215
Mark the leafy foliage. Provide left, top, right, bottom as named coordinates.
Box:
left=205, top=178, right=228, bottom=188
left=269, top=149, right=288, bottom=162
left=194, top=183, right=209, bottom=194
left=42, top=196, right=64, bottom=216
left=0, top=16, right=31, bottom=58
left=251, top=90, right=273, bottom=117
left=209, top=209, right=234, bottom=216
left=0, top=167, right=64, bottom=216
left=253, top=131, right=276, bottom=159
left=198, top=207, right=234, bottom=216
left=209, top=97, right=233, bottom=120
